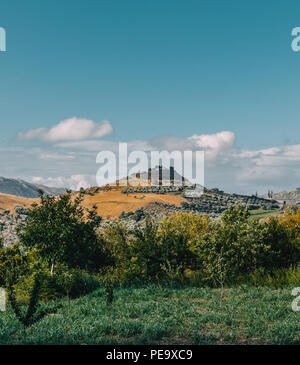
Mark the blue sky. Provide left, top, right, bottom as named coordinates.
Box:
left=0, top=0, right=300, bottom=193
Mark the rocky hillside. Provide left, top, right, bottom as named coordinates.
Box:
left=272, top=187, right=300, bottom=204
left=117, top=187, right=280, bottom=229
left=0, top=205, right=29, bottom=247
left=0, top=176, right=66, bottom=198
left=0, top=185, right=281, bottom=246
left=0, top=168, right=280, bottom=246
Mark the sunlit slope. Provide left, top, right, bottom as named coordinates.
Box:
left=79, top=187, right=187, bottom=220
left=0, top=187, right=186, bottom=220
left=0, top=193, right=38, bottom=214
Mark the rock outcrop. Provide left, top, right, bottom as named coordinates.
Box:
left=0, top=205, right=29, bottom=247
left=272, top=187, right=300, bottom=205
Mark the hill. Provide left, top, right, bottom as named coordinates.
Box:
left=0, top=192, right=37, bottom=213
left=0, top=176, right=66, bottom=198
left=78, top=185, right=186, bottom=220
left=272, top=187, right=300, bottom=205
left=0, top=177, right=280, bottom=246
left=81, top=185, right=279, bottom=221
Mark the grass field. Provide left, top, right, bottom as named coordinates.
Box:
left=0, top=285, right=299, bottom=345
left=249, top=208, right=282, bottom=219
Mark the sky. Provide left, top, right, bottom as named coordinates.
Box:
left=0, top=0, right=300, bottom=194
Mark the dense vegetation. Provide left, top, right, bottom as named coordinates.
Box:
left=104, top=205, right=300, bottom=287
left=0, top=190, right=299, bottom=344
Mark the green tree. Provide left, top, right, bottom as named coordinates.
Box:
left=18, top=190, right=106, bottom=274
left=132, top=218, right=162, bottom=280
left=204, top=247, right=228, bottom=301
left=157, top=212, right=208, bottom=273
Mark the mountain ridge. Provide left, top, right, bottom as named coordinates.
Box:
left=272, top=187, right=300, bottom=204
left=0, top=176, right=66, bottom=198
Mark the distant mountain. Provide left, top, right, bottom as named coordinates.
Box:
left=271, top=187, right=300, bottom=204
left=0, top=176, right=66, bottom=198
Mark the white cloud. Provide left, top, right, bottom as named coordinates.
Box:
left=17, top=117, right=113, bottom=142
left=234, top=144, right=300, bottom=189
left=188, top=131, right=235, bottom=150
left=5, top=122, right=300, bottom=195
left=31, top=174, right=96, bottom=191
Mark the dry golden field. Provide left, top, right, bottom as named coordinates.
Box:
left=0, top=187, right=187, bottom=220
left=0, top=193, right=37, bottom=215
left=79, top=187, right=186, bottom=220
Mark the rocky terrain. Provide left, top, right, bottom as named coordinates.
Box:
left=181, top=189, right=279, bottom=214
left=0, top=205, right=29, bottom=247
left=0, top=176, right=66, bottom=198
left=122, top=185, right=185, bottom=194
left=117, top=188, right=280, bottom=230
left=271, top=187, right=300, bottom=205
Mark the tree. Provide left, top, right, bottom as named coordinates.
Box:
left=18, top=190, right=106, bottom=274
left=157, top=212, right=211, bottom=272
left=204, top=247, right=228, bottom=302
left=264, top=215, right=300, bottom=269
left=197, top=206, right=272, bottom=280
left=131, top=218, right=162, bottom=280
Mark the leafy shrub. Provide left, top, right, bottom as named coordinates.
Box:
left=7, top=273, right=61, bottom=340
left=103, top=207, right=300, bottom=286
left=157, top=212, right=211, bottom=272
left=133, top=208, right=145, bottom=222
left=0, top=244, right=32, bottom=287
left=119, top=211, right=133, bottom=219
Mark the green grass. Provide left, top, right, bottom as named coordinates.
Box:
left=0, top=285, right=299, bottom=345
left=249, top=208, right=281, bottom=219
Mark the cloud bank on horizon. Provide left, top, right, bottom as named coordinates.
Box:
left=2, top=117, right=299, bottom=194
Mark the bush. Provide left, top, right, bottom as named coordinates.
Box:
left=0, top=244, right=30, bottom=287
left=4, top=204, right=299, bottom=298
left=103, top=207, right=300, bottom=286
left=12, top=265, right=100, bottom=304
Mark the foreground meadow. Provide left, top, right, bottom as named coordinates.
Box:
left=0, top=285, right=299, bottom=345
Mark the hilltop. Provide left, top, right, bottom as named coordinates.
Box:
left=117, top=166, right=194, bottom=187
